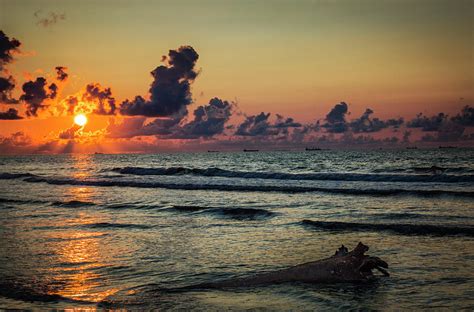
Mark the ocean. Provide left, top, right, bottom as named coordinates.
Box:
left=0, top=149, right=473, bottom=310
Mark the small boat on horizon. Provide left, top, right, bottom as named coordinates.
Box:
left=305, top=147, right=322, bottom=151
left=243, top=149, right=259, bottom=152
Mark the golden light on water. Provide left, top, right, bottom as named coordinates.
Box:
left=74, top=114, right=88, bottom=127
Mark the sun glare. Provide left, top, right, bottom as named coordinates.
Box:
left=74, top=114, right=88, bottom=127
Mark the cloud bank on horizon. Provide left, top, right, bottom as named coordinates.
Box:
left=0, top=30, right=473, bottom=154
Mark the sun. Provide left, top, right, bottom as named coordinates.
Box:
left=74, top=114, right=88, bottom=127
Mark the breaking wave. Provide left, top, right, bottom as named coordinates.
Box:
left=0, top=172, right=472, bottom=198
left=111, top=166, right=474, bottom=183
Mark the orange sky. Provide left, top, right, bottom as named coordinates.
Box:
left=0, top=0, right=473, bottom=153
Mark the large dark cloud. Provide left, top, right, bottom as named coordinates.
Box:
left=55, top=66, right=68, bottom=81
left=322, top=102, right=348, bottom=133
left=120, top=46, right=199, bottom=117
left=0, top=108, right=22, bottom=119
left=20, top=77, right=56, bottom=116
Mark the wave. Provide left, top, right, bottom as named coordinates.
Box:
left=0, top=280, right=94, bottom=305
left=167, top=205, right=275, bottom=220
left=0, top=172, right=35, bottom=179
left=301, top=219, right=474, bottom=237
left=373, top=212, right=470, bottom=221
left=52, top=200, right=96, bottom=208
left=83, top=222, right=154, bottom=230
left=0, top=173, right=469, bottom=198
left=209, top=207, right=275, bottom=220
left=111, top=166, right=474, bottom=183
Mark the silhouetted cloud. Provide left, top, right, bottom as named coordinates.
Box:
left=322, top=102, right=348, bottom=133
left=406, top=112, right=447, bottom=131
left=349, top=108, right=403, bottom=133
left=61, top=82, right=116, bottom=115
left=55, top=66, right=68, bottom=81
left=451, top=105, right=474, bottom=126
left=20, top=77, right=56, bottom=116
left=108, top=98, right=232, bottom=139
left=84, top=83, right=116, bottom=115
left=0, top=76, right=18, bottom=104
left=176, top=97, right=232, bottom=138
left=235, top=112, right=273, bottom=136
left=235, top=112, right=301, bottom=137
left=0, top=108, right=22, bottom=119
left=0, top=31, right=21, bottom=104
left=0, top=30, right=20, bottom=70
left=34, top=11, right=66, bottom=27
left=0, top=132, right=31, bottom=154
left=120, top=46, right=199, bottom=117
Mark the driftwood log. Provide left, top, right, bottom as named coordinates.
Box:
left=188, top=242, right=389, bottom=289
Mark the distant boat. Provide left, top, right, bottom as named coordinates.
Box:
left=207, top=150, right=219, bottom=153
left=243, top=149, right=259, bottom=152
left=94, top=152, right=104, bottom=155
left=305, top=147, right=322, bottom=151
left=406, top=146, right=418, bottom=150
left=439, top=146, right=457, bottom=149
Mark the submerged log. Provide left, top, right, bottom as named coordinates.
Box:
left=188, top=242, right=389, bottom=289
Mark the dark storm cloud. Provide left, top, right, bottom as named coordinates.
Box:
left=349, top=108, right=403, bottom=133
left=322, top=102, right=348, bottom=133
left=84, top=83, right=116, bottom=115
left=34, top=11, right=66, bottom=28
left=0, top=30, right=21, bottom=70
left=0, top=76, right=19, bottom=104
left=0, top=108, right=22, bottom=119
left=120, top=46, right=199, bottom=117
left=55, top=66, right=68, bottom=81
left=20, top=77, right=56, bottom=116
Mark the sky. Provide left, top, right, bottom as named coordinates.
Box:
left=0, top=0, right=473, bottom=153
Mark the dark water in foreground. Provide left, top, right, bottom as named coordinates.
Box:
left=0, top=149, right=473, bottom=310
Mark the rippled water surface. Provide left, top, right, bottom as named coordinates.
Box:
left=0, top=149, right=473, bottom=310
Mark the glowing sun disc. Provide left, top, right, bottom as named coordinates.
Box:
left=74, top=114, right=88, bottom=126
